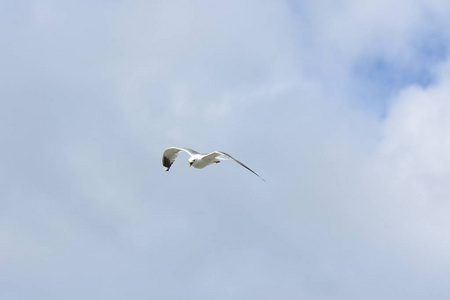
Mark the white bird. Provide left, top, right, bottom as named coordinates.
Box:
left=162, top=147, right=264, bottom=181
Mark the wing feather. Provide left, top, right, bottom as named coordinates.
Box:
left=162, top=147, right=199, bottom=171
left=211, top=151, right=265, bottom=181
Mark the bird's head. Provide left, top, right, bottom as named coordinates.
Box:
left=188, top=158, right=195, bottom=167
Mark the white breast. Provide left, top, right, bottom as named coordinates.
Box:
left=192, top=158, right=211, bottom=169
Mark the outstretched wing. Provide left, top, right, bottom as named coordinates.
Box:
left=209, top=151, right=265, bottom=181
left=162, top=147, right=199, bottom=171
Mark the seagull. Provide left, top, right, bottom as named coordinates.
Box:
left=162, top=147, right=264, bottom=181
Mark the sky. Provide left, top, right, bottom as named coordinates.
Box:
left=1, top=0, right=450, bottom=299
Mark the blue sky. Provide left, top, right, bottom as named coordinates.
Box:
left=2, top=1, right=450, bottom=299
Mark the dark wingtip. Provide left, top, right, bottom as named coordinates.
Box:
left=162, top=156, right=172, bottom=171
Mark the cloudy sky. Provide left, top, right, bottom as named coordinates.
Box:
left=2, top=0, right=450, bottom=299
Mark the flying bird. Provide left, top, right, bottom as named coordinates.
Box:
left=162, top=147, right=264, bottom=181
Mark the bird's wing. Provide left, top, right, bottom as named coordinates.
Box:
left=207, top=151, right=265, bottom=181
left=162, top=147, right=199, bottom=171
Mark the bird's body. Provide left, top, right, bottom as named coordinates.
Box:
left=188, top=153, right=222, bottom=169
left=162, top=147, right=264, bottom=180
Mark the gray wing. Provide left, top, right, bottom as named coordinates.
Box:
left=212, top=151, right=265, bottom=181
left=162, top=147, right=199, bottom=171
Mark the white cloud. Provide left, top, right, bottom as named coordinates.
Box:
left=2, top=0, right=450, bottom=299
left=369, top=61, right=450, bottom=269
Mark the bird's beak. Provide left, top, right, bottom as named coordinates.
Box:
left=188, top=162, right=193, bottom=167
